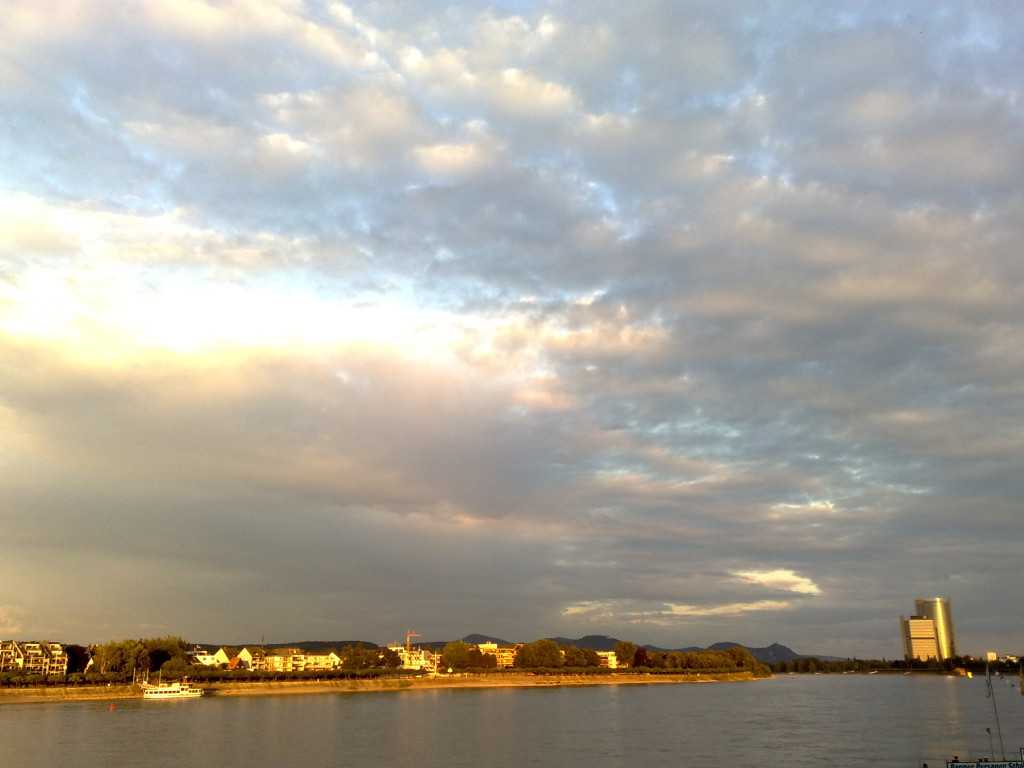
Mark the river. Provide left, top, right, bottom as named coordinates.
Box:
left=2, top=674, right=1022, bottom=767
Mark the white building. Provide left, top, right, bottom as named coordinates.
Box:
left=596, top=651, right=618, bottom=670
left=387, top=645, right=437, bottom=671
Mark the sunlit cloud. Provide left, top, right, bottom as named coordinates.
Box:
left=731, top=569, right=822, bottom=596
left=660, top=601, right=793, bottom=617
left=769, top=500, right=836, bottom=518
left=561, top=601, right=616, bottom=618
left=620, top=601, right=795, bottom=626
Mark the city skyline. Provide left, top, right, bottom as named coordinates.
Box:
left=3, top=2, right=1024, bottom=658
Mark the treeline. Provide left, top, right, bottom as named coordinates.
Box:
left=339, top=645, right=401, bottom=670
left=770, top=658, right=883, bottom=674
left=89, top=636, right=192, bottom=679
left=516, top=640, right=601, bottom=668
left=440, top=641, right=498, bottom=669
left=612, top=641, right=769, bottom=675
left=435, top=638, right=768, bottom=675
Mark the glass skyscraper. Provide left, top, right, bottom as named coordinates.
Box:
left=909, top=597, right=957, bottom=660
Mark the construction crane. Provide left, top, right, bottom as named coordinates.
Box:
left=405, top=630, right=421, bottom=653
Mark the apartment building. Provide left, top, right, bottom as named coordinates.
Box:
left=0, top=641, right=68, bottom=677
left=596, top=651, right=618, bottom=669
left=256, top=648, right=342, bottom=672
left=476, top=642, right=519, bottom=669
left=387, top=645, right=437, bottom=671
left=189, top=645, right=342, bottom=672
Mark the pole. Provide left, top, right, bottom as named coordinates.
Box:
left=986, top=661, right=1007, bottom=761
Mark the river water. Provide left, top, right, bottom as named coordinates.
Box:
left=1, top=675, right=1023, bottom=767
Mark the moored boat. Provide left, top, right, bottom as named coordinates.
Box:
left=140, top=680, right=204, bottom=700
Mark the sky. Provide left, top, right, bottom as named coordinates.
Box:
left=1, top=1, right=1022, bottom=657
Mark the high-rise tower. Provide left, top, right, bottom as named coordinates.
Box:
left=914, top=597, right=957, bottom=660
left=901, top=616, right=940, bottom=661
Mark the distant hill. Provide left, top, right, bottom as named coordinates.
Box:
left=707, top=642, right=801, bottom=663
left=462, top=633, right=513, bottom=645
left=540, top=636, right=840, bottom=663
left=195, top=640, right=379, bottom=652
left=417, top=634, right=515, bottom=651
left=546, top=635, right=619, bottom=651
left=548, top=634, right=610, bottom=651
left=265, top=640, right=379, bottom=652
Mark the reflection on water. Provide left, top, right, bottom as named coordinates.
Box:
left=1, top=675, right=1022, bottom=768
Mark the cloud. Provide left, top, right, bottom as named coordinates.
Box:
left=561, top=601, right=616, bottom=618
left=731, top=569, right=822, bottom=596
left=1, top=0, right=1023, bottom=656
left=659, top=601, right=793, bottom=618
left=0, top=606, right=23, bottom=636
left=563, top=598, right=793, bottom=625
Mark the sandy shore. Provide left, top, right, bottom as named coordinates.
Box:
left=0, top=671, right=759, bottom=705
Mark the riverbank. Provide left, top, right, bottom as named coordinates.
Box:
left=0, top=671, right=760, bottom=705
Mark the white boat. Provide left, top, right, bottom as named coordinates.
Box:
left=140, top=680, right=204, bottom=700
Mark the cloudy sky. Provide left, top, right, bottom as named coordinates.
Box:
left=1, top=1, right=1022, bottom=656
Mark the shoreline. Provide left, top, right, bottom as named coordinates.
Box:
left=0, top=671, right=759, bottom=705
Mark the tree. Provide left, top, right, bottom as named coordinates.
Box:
left=614, top=641, right=637, bottom=669
left=159, top=657, right=189, bottom=680
left=65, top=645, right=90, bottom=674
left=341, top=645, right=380, bottom=670
left=514, top=640, right=563, bottom=668
left=143, top=636, right=189, bottom=672
left=561, top=646, right=587, bottom=667
left=465, top=648, right=496, bottom=669
left=441, top=641, right=472, bottom=670
left=560, top=646, right=600, bottom=668
left=633, top=647, right=649, bottom=668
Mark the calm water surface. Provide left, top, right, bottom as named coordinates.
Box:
left=2, top=675, right=1023, bottom=767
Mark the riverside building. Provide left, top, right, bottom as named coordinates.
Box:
left=901, top=596, right=957, bottom=662
left=915, top=597, right=956, bottom=660
left=901, top=617, right=941, bottom=661
left=476, top=642, right=518, bottom=669
left=0, top=641, right=69, bottom=676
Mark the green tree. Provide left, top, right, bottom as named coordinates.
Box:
left=441, top=641, right=473, bottom=670
left=614, top=641, right=637, bottom=669
left=465, top=648, right=496, bottom=669
left=65, top=645, right=90, bottom=674
left=143, top=636, right=189, bottom=672
left=159, top=657, right=189, bottom=680
left=561, top=646, right=587, bottom=667
left=341, top=645, right=380, bottom=670
left=560, top=646, right=600, bottom=667
left=514, top=640, right=563, bottom=668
